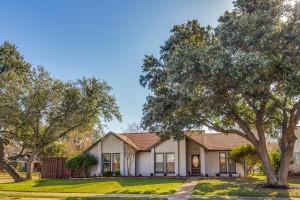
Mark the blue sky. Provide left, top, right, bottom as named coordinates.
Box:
left=0, top=0, right=233, bottom=132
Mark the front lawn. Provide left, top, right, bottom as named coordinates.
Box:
left=0, top=193, right=166, bottom=200
left=0, top=178, right=184, bottom=194
left=192, top=176, right=300, bottom=198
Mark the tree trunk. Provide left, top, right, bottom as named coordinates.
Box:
left=258, top=141, right=278, bottom=186
left=0, top=138, right=24, bottom=181
left=26, top=154, right=36, bottom=180
left=278, top=139, right=296, bottom=187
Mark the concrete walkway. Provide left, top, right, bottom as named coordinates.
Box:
left=169, top=177, right=198, bottom=200
left=191, top=195, right=300, bottom=200
left=0, top=190, right=171, bottom=199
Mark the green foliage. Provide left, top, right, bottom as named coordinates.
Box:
left=39, top=142, right=66, bottom=157
left=102, top=171, right=112, bottom=177
left=140, top=0, right=300, bottom=185
left=0, top=41, right=121, bottom=179
left=65, top=154, right=98, bottom=169
left=65, top=154, right=98, bottom=177
left=114, top=170, right=121, bottom=176
left=229, top=145, right=260, bottom=177
left=270, top=151, right=281, bottom=174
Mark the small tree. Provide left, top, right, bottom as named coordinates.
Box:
left=229, top=145, right=260, bottom=177
left=65, top=154, right=98, bottom=178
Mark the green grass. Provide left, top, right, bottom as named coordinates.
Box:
left=192, top=175, right=300, bottom=198
left=0, top=178, right=183, bottom=194
left=0, top=193, right=166, bottom=200
left=0, top=171, right=40, bottom=183
left=66, top=198, right=167, bottom=200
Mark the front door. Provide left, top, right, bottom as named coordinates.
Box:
left=191, top=154, right=201, bottom=175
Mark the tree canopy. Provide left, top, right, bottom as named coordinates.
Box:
left=140, top=0, right=300, bottom=187
left=0, top=41, right=121, bottom=180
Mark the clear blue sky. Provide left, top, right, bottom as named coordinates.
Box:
left=0, top=0, right=233, bottom=132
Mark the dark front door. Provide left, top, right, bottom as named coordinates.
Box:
left=191, top=154, right=201, bottom=175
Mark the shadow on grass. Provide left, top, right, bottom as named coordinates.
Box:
left=193, top=177, right=293, bottom=198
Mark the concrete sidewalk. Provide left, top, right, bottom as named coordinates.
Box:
left=169, top=177, right=198, bottom=200
left=191, top=195, right=300, bottom=200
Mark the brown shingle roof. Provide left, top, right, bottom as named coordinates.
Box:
left=119, top=132, right=250, bottom=151
left=119, top=132, right=160, bottom=151
left=197, top=133, right=250, bottom=150
left=86, top=131, right=251, bottom=153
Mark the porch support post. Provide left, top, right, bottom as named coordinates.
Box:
left=200, top=147, right=205, bottom=176
left=98, top=142, right=102, bottom=176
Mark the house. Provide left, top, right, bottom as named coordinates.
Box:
left=85, top=131, right=250, bottom=177
left=291, top=127, right=300, bottom=173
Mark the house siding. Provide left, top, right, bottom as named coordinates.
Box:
left=150, top=139, right=186, bottom=176
left=85, top=133, right=247, bottom=177
left=205, top=151, right=244, bottom=177
left=88, top=141, right=101, bottom=176
left=136, top=152, right=152, bottom=176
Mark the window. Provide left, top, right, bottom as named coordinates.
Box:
left=166, top=153, right=175, bottom=174
left=112, top=153, right=120, bottom=172
left=102, top=153, right=111, bottom=173
left=219, top=152, right=236, bottom=173
left=155, top=153, right=164, bottom=173
left=219, top=152, right=227, bottom=173
left=102, top=153, right=120, bottom=173
left=228, top=158, right=236, bottom=173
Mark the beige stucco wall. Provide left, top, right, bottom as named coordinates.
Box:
left=205, top=151, right=244, bottom=177
left=86, top=134, right=137, bottom=176
left=152, top=139, right=186, bottom=176
left=123, top=143, right=136, bottom=176
left=136, top=152, right=152, bottom=176
left=88, top=141, right=102, bottom=176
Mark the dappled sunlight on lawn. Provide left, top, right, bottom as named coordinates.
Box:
left=192, top=176, right=300, bottom=198
left=0, top=178, right=184, bottom=195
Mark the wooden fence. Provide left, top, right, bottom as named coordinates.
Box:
left=41, top=157, right=85, bottom=179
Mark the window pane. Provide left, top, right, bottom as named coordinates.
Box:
left=166, top=153, right=175, bottom=173
left=155, top=153, right=164, bottom=173
left=220, top=152, right=227, bottom=173
left=155, top=163, right=164, bottom=173
left=103, top=163, right=111, bottom=172
left=102, top=154, right=111, bottom=162
left=112, top=153, right=120, bottom=172
left=112, top=162, right=120, bottom=172
left=228, top=159, right=236, bottom=173
left=112, top=153, right=120, bottom=163
left=166, top=153, right=175, bottom=162
left=155, top=154, right=163, bottom=162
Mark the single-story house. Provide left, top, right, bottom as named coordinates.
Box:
left=85, top=131, right=251, bottom=177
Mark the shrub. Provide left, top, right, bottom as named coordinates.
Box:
left=114, top=170, right=121, bottom=176
left=103, top=171, right=112, bottom=177
left=65, top=153, right=98, bottom=177
left=229, top=144, right=260, bottom=177
left=257, top=151, right=281, bottom=175
left=270, top=151, right=280, bottom=174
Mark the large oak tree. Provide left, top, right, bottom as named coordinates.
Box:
left=0, top=42, right=121, bottom=180
left=140, top=0, right=300, bottom=187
